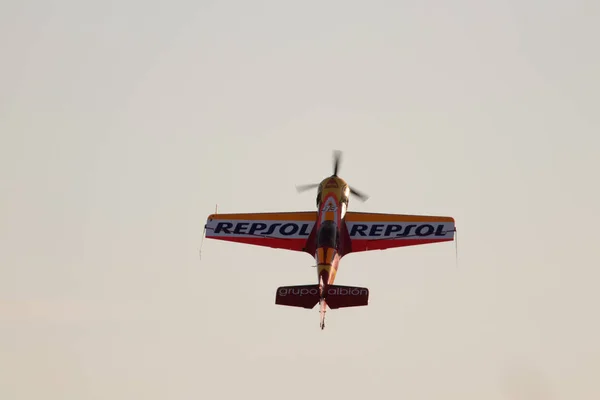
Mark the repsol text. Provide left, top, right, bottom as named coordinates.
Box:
left=348, top=223, right=450, bottom=238
left=210, top=221, right=313, bottom=237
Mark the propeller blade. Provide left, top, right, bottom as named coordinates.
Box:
left=349, top=186, right=369, bottom=202
left=332, top=150, right=342, bottom=176
left=296, top=183, right=320, bottom=193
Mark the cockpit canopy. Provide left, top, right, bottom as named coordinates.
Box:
left=317, top=220, right=338, bottom=248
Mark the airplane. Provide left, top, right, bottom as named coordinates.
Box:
left=203, top=150, right=456, bottom=330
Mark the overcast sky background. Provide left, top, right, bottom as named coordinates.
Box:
left=1, top=1, right=599, bottom=399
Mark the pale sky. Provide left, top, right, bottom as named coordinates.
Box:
left=1, top=1, right=599, bottom=399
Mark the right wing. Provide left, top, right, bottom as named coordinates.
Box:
left=344, top=211, right=455, bottom=253
left=205, top=211, right=318, bottom=253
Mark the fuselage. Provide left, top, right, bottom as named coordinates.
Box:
left=313, top=175, right=350, bottom=298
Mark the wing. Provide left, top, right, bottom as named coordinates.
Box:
left=344, top=211, right=455, bottom=253
left=205, top=212, right=318, bottom=253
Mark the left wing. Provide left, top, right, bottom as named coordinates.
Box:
left=344, top=211, right=455, bottom=253
left=205, top=212, right=318, bottom=252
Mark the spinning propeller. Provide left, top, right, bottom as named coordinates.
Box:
left=295, top=150, right=369, bottom=202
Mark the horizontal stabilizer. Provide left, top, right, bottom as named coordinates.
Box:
left=275, top=285, right=320, bottom=309
left=325, top=285, right=369, bottom=309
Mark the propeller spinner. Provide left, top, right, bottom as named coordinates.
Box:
left=296, top=150, right=369, bottom=202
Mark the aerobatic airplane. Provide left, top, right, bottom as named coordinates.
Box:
left=204, top=151, right=456, bottom=329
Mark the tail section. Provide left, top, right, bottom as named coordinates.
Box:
left=274, top=284, right=369, bottom=309
left=275, top=285, right=320, bottom=309
left=324, top=285, right=369, bottom=309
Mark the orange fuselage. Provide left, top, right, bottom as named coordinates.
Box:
left=313, top=176, right=350, bottom=296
